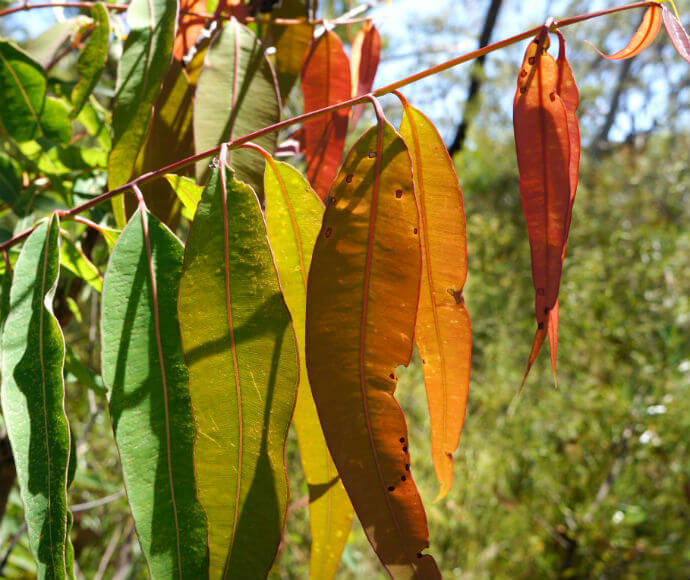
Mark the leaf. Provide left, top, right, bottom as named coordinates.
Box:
left=194, top=19, right=281, bottom=200
left=1, top=215, right=75, bottom=579
left=266, top=0, right=313, bottom=102
left=71, top=3, right=110, bottom=118
left=662, top=5, right=690, bottom=64
left=100, top=207, right=209, bottom=578
left=178, top=165, right=298, bottom=579
left=513, top=34, right=572, bottom=387
left=128, top=59, right=196, bottom=229
left=587, top=5, right=661, bottom=60
left=260, top=151, right=353, bottom=579
left=163, top=173, right=203, bottom=220
left=173, top=0, right=207, bottom=61
left=0, top=40, right=71, bottom=144
left=108, top=0, right=177, bottom=190
left=0, top=153, right=21, bottom=206
left=549, top=31, right=581, bottom=380
left=301, top=30, right=351, bottom=200
left=350, top=22, right=381, bottom=127
left=64, top=346, right=106, bottom=396
left=398, top=96, right=471, bottom=502
left=306, top=121, right=441, bottom=579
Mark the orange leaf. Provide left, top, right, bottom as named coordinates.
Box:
left=301, top=31, right=351, bottom=200
left=173, top=0, right=206, bottom=62
left=513, top=33, right=572, bottom=388
left=587, top=5, right=662, bottom=60
left=350, top=21, right=381, bottom=127
left=547, top=31, right=581, bottom=385
left=306, top=116, right=441, bottom=579
left=662, top=5, right=690, bottom=64
left=397, top=94, right=471, bottom=501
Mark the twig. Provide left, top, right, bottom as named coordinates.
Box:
left=0, top=522, right=26, bottom=577
left=94, top=523, right=124, bottom=580
left=71, top=490, right=125, bottom=512
left=0, top=1, right=662, bottom=253
left=0, top=1, right=128, bottom=18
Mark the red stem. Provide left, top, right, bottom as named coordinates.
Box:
left=0, top=1, right=662, bottom=251
left=0, top=1, right=128, bottom=17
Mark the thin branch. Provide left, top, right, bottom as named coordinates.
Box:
left=71, top=490, right=126, bottom=512
left=0, top=1, right=662, bottom=252
left=0, top=1, right=128, bottom=18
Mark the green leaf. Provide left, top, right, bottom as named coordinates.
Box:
left=100, top=208, right=209, bottom=578
left=0, top=153, right=21, bottom=206
left=1, top=215, right=75, bottom=579
left=178, top=166, right=298, bottom=579
left=262, top=154, right=353, bottom=580
left=163, top=174, right=202, bottom=220
left=71, top=3, right=110, bottom=118
left=0, top=40, right=71, bottom=144
left=194, top=19, right=280, bottom=199
left=59, top=231, right=102, bottom=293
left=108, top=0, right=177, bottom=189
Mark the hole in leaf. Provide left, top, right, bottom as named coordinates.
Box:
left=325, top=227, right=333, bottom=238
left=401, top=475, right=406, bottom=481
left=405, top=463, right=410, bottom=471
left=417, top=553, right=423, bottom=559
left=345, top=174, right=354, bottom=183
left=389, top=373, right=395, bottom=379
left=413, top=228, right=418, bottom=234
left=528, top=56, right=536, bottom=65
left=520, top=69, right=528, bottom=78
left=395, top=189, right=403, bottom=199
left=550, top=91, right=556, bottom=101
left=399, top=437, right=405, bottom=443
left=402, top=445, right=408, bottom=453
left=388, top=486, right=395, bottom=491
left=368, top=151, right=377, bottom=158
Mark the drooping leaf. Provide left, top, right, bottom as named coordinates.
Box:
left=306, top=121, right=441, bottom=579
left=350, top=21, right=381, bottom=127
left=194, top=18, right=281, bottom=199
left=59, top=231, right=102, bottom=293
left=587, top=5, right=661, bottom=60
left=1, top=215, right=75, bottom=579
left=129, top=59, right=197, bottom=229
left=173, top=0, right=207, bottom=61
left=260, top=151, right=353, bottom=580
left=266, top=0, right=313, bottom=102
left=101, top=207, right=209, bottom=578
left=549, top=31, right=581, bottom=379
left=71, top=3, right=110, bottom=118
left=513, top=34, right=572, bottom=387
left=301, top=30, right=351, bottom=200
left=0, top=40, right=71, bottom=144
left=108, top=0, right=177, bottom=190
left=178, top=165, right=298, bottom=579
left=662, top=5, right=690, bottom=64
left=163, top=173, right=203, bottom=220
left=398, top=96, right=471, bottom=502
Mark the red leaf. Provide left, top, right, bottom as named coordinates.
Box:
left=301, top=31, right=351, bottom=200
left=350, top=21, right=381, bottom=127
left=587, top=5, right=662, bottom=60
left=662, top=5, right=690, bottom=64
left=513, top=33, right=573, bottom=388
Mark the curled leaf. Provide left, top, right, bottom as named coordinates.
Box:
left=301, top=30, right=351, bottom=200
left=306, top=119, right=441, bottom=579
left=513, top=33, right=572, bottom=388
left=587, top=5, right=662, bottom=60
left=397, top=95, right=471, bottom=501
left=662, top=5, right=690, bottom=63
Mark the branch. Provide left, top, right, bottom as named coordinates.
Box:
left=0, top=1, right=662, bottom=252
left=0, top=1, right=128, bottom=18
